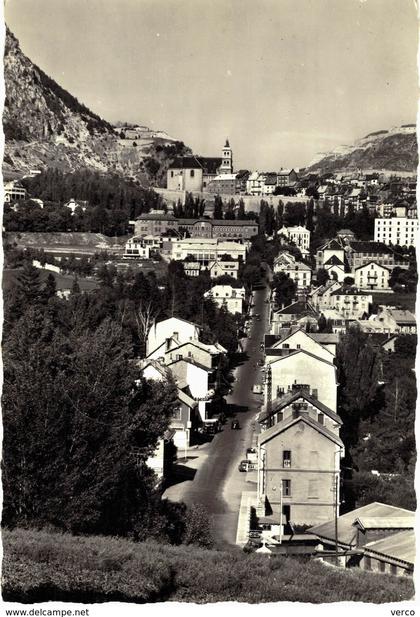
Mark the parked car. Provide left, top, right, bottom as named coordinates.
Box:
left=257, top=359, right=265, bottom=366
left=238, top=460, right=250, bottom=472
left=231, top=420, right=241, bottom=430
left=246, top=448, right=257, bottom=462
left=252, top=384, right=263, bottom=394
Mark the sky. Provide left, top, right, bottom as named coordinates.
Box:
left=4, top=0, right=419, bottom=170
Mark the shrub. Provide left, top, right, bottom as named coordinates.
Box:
left=2, top=528, right=414, bottom=604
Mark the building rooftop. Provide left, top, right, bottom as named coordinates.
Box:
left=257, top=389, right=341, bottom=424
left=364, top=530, right=415, bottom=566
left=309, top=502, right=415, bottom=547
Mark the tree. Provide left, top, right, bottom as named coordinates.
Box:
left=237, top=199, right=246, bottom=220
left=16, top=262, right=43, bottom=305
left=272, top=273, right=297, bottom=308
left=42, top=273, right=57, bottom=301
left=71, top=276, right=81, bottom=295
left=315, top=268, right=329, bottom=287
left=2, top=317, right=179, bottom=537
left=134, top=300, right=160, bottom=357
left=213, top=195, right=223, bottom=219
left=182, top=503, right=214, bottom=548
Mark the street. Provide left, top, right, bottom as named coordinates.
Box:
left=166, top=283, right=270, bottom=545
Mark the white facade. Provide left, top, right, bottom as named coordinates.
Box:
left=329, top=289, right=372, bottom=319
left=163, top=237, right=248, bottom=263
left=275, top=261, right=312, bottom=289
left=4, top=181, right=27, bottom=203
left=266, top=351, right=337, bottom=412
left=267, top=329, right=335, bottom=363
left=280, top=226, right=311, bottom=251
left=147, top=317, right=200, bottom=356
left=124, top=236, right=151, bottom=259
left=354, top=262, right=391, bottom=290
left=204, top=285, right=245, bottom=314
left=374, top=217, right=418, bottom=247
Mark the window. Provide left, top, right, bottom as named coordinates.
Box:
left=190, top=169, right=195, bottom=177
left=318, top=412, right=324, bottom=425
left=390, top=564, right=397, bottom=575
left=283, top=451, right=291, bottom=468
left=170, top=171, right=174, bottom=177
left=282, top=479, right=291, bottom=496
left=364, top=556, right=372, bottom=571
left=172, top=406, right=182, bottom=420
left=308, top=479, right=318, bottom=498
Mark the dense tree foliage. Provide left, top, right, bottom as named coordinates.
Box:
left=2, top=254, right=241, bottom=540
left=7, top=169, right=163, bottom=235
left=337, top=328, right=416, bottom=511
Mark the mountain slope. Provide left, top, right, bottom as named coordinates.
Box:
left=3, top=28, right=190, bottom=184
left=306, top=126, right=417, bottom=174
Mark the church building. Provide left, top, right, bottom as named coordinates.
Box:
left=166, top=139, right=235, bottom=192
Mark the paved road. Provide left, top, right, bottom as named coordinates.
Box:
left=180, top=283, right=270, bottom=545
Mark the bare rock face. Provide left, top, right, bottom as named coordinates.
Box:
left=306, top=127, right=417, bottom=175
left=3, top=27, right=190, bottom=184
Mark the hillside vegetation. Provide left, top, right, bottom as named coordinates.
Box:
left=3, top=27, right=190, bottom=183
left=307, top=129, right=417, bottom=174
left=2, top=528, right=414, bottom=604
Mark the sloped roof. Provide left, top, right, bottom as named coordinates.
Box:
left=258, top=389, right=341, bottom=424
left=178, top=388, right=197, bottom=408
left=364, top=530, right=415, bottom=565
left=349, top=241, right=392, bottom=254
left=386, top=309, right=416, bottom=324
left=258, top=412, right=343, bottom=448
left=309, top=333, right=340, bottom=344
left=331, top=288, right=371, bottom=297
left=268, top=348, right=335, bottom=368
left=276, top=300, right=316, bottom=316
left=354, top=261, right=391, bottom=272
left=168, top=156, right=222, bottom=174
left=166, top=357, right=214, bottom=373
left=324, top=255, right=345, bottom=266
left=354, top=517, right=414, bottom=531
left=309, top=502, right=415, bottom=547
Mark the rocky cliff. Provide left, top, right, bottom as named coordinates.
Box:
left=306, top=126, right=418, bottom=175
left=3, top=28, right=190, bottom=184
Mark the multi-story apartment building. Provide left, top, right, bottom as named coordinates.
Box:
left=374, top=217, right=419, bottom=247
left=124, top=236, right=151, bottom=259
left=4, top=181, right=27, bottom=203
left=354, top=262, right=391, bottom=290
left=204, top=285, right=246, bottom=314
left=161, top=237, right=248, bottom=263
left=277, top=169, right=298, bottom=187
left=274, top=260, right=312, bottom=289
left=256, top=390, right=343, bottom=526
left=134, top=211, right=258, bottom=240
left=329, top=288, right=372, bottom=319
left=279, top=225, right=311, bottom=251
left=344, top=241, right=409, bottom=271
left=178, top=218, right=258, bottom=239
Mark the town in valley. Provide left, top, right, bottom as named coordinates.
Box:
left=2, top=4, right=417, bottom=608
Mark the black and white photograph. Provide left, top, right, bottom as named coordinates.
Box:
left=0, top=0, right=418, bottom=612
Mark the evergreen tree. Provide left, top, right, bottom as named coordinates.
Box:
left=213, top=195, right=223, bottom=219
left=16, top=262, right=43, bottom=305
left=42, top=273, right=57, bottom=301
left=237, top=198, right=246, bottom=220
left=71, top=276, right=81, bottom=295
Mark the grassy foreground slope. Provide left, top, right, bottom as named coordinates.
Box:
left=2, top=529, right=414, bottom=604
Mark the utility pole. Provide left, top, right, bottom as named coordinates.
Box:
left=334, top=473, right=339, bottom=565
left=279, top=481, right=283, bottom=545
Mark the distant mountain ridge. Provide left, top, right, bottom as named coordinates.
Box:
left=3, top=27, right=190, bottom=184
left=306, top=125, right=417, bottom=174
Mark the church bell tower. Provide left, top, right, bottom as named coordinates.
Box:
left=220, top=138, right=233, bottom=174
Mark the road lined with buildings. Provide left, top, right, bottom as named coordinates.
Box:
left=165, top=285, right=270, bottom=545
